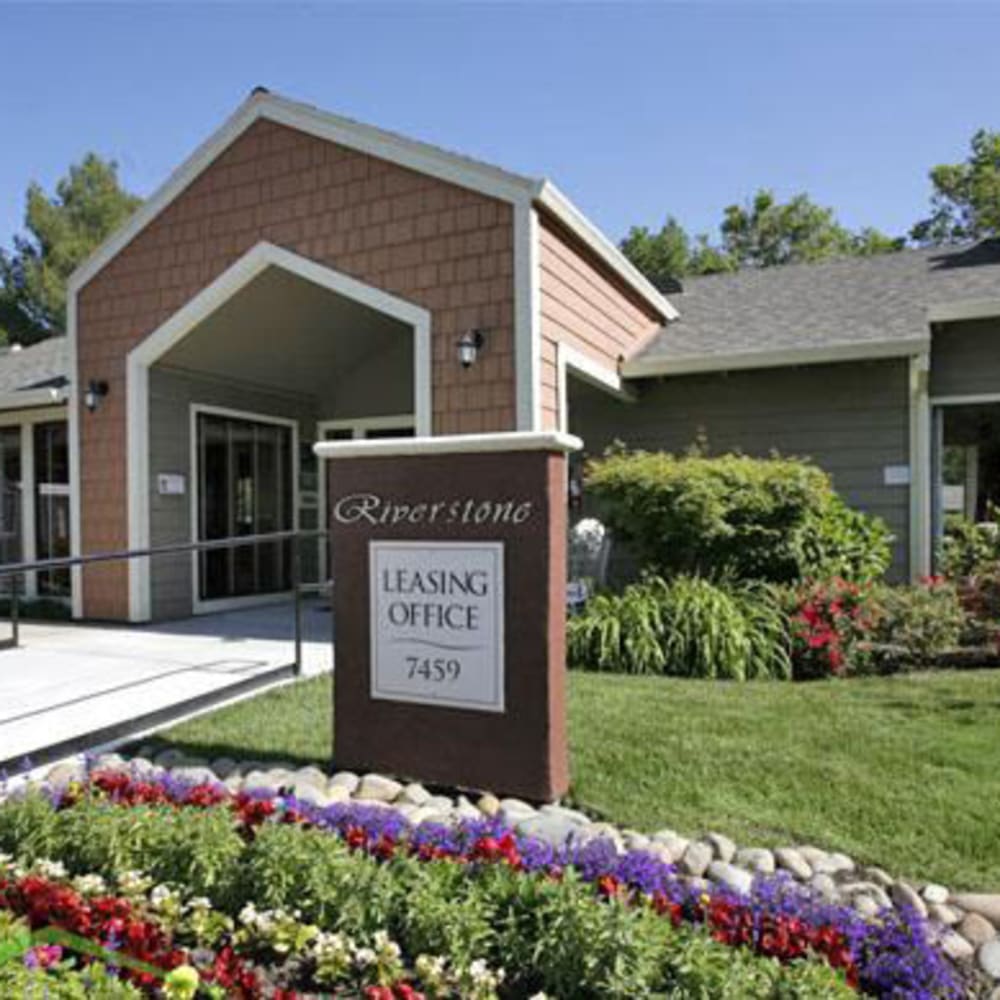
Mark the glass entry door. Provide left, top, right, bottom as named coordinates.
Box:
left=196, top=411, right=294, bottom=604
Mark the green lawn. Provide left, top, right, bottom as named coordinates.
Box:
left=146, top=669, right=1000, bottom=890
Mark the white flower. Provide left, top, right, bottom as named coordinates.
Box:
left=150, top=884, right=174, bottom=904
left=353, top=946, right=376, bottom=968
left=35, top=858, right=67, bottom=879
left=72, top=873, right=107, bottom=895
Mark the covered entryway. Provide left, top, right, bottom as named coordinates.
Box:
left=125, top=241, right=431, bottom=622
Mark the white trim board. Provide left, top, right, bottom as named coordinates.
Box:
left=556, top=343, right=634, bottom=434
left=621, top=337, right=929, bottom=379
left=125, top=241, right=431, bottom=621
left=909, top=353, right=932, bottom=581
left=66, top=90, right=672, bottom=326
left=928, top=298, right=1000, bottom=324
left=189, top=403, right=299, bottom=616
left=316, top=430, right=581, bottom=461
left=930, top=393, right=1000, bottom=407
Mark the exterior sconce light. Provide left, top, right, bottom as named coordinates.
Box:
left=84, top=379, right=109, bottom=412
left=457, top=329, right=485, bottom=369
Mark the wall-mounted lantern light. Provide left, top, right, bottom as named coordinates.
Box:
left=84, top=379, right=109, bottom=413
left=457, top=329, right=485, bottom=369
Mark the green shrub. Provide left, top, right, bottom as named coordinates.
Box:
left=0, top=799, right=245, bottom=905
left=796, top=494, right=894, bottom=585
left=870, top=580, right=967, bottom=667
left=586, top=448, right=891, bottom=584
left=939, top=506, right=1000, bottom=577
left=568, top=575, right=791, bottom=680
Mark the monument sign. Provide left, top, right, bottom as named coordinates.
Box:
left=316, top=431, right=580, bottom=800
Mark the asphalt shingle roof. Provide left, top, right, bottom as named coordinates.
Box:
left=631, top=240, right=1000, bottom=368
left=0, top=337, right=69, bottom=397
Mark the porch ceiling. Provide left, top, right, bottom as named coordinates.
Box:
left=157, top=266, right=411, bottom=396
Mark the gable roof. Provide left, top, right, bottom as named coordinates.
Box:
left=68, top=89, right=674, bottom=320
left=0, top=337, right=69, bottom=410
left=623, top=240, right=1000, bottom=377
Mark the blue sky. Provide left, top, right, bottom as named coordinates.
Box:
left=2, top=2, right=1000, bottom=251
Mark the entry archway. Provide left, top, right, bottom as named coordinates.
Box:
left=125, top=241, right=431, bottom=621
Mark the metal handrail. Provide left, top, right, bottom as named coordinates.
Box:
left=0, top=529, right=330, bottom=674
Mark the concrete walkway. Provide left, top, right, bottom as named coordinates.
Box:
left=0, top=599, right=332, bottom=769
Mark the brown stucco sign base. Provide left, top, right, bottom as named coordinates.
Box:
left=317, top=432, right=580, bottom=802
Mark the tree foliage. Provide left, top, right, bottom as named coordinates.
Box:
left=911, top=128, right=1000, bottom=245
left=621, top=189, right=901, bottom=285
left=0, top=154, right=141, bottom=344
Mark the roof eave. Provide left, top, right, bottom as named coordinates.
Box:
left=621, top=337, right=930, bottom=379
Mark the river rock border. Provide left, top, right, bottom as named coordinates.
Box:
left=33, top=750, right=1000, bottom=994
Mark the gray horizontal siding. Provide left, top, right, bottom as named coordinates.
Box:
left=570, top=358, right=911, bottom=579
left=148, top=366, right=317, bottom=621
left=930, top=318, right=1000, bottom=399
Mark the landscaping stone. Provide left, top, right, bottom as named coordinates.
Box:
left=45, top=761, right=86, bottom=787
left=922, top=883, right=950, bottom=905
left=940, top=931, right=975, bottom=962
left=953, top=894, right=1000, bottom=929
left=172, top=765, right=220, bottom=787
left=705, top=832, right=736, bottom=863
left=355, top=773, right=402, bottom=802
left=425, top=795, right=456, bottom=813
left=734, top=847, right=775, bottom=874
left=798, top=846, right=829, bottom=868
left=809, top=873, right=837, bottom=900
left=891, top=882, right=928, bottom=918
left=498, top=797, right=536, bottom=819
left=32, top=749, right=998, bottom=981
left=540, top=803, right=590, bottom=826
left=852, top=895, right=881, bottom=919
left=454, top=796, right=481, bottom=821
left=653, top=834, right=690, bottom=864
left=928, top=903, right=962, bottom=927
left=624, top=830, right=652, bottom=852
left=476, top=793, right=501, bottom=817
left=774, top=847, right=812, bottom=881
left=398, top=782, right=432, bottom=806
left=153, top=748, right=186, bottom=769
left=979, top=939, right=1000, bottom=979
left=861, top=866, right=895, bottom=888
left=960, top=912, right=998, bottom=948
left=680, top=841, right=713, bottom=878
left=706, top=861, right=754, bottom=896
left=328, top=771, right=360, bottom=794
left=209, top=757, right=238, bottom=780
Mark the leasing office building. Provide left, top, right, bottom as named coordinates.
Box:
left=0, top=90, right=998, bottom=620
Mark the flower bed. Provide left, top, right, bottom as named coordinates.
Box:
left=0, top=768, right=967, bottom=999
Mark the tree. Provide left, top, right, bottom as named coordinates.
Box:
left=720, top=190, right=860, bottom=268
left=619, top=217, right=691, bottom=291
left=621, top=189, right=902, bottom=288
left=0, top=154, right=141, bottom=344
left=911, top=129, right=1000, bottom=245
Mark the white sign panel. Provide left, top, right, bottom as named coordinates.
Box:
left=157, top=473, right=186, bottom=496
left=369, top=541, right=505, bottom=713
left=883, top=465, right=911, bottom=486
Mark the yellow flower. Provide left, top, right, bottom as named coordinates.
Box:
left=164, top=964, right=200, bottom=999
